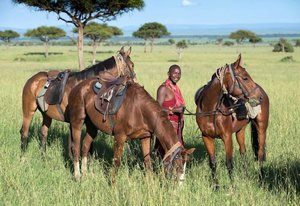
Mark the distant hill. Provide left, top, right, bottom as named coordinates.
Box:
left=121, top=23, right=300, bottom=36
left=1, top=23, right=300, bottom=37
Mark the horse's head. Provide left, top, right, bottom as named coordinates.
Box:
left=114, top=46, right=137, bottom=82
left=163, top=143, right=195, bottom=184
left=217, top=54, right=260, bottom=105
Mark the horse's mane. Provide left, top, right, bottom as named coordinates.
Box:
left=69, top=56, right=116, bottom=80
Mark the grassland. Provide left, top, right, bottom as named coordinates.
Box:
left=0, top=44, right=299, bottom=205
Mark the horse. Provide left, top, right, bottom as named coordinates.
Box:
left=20, top=47, right=136, bottom=155
left=194, top=54, right=269, bottom=189
left=67, top=76, right=195, bottom=182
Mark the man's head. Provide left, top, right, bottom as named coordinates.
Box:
left=168, top=64, right=181, bottom=84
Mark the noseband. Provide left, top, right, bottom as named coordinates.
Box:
left=163, top=142, right=183, bottom=178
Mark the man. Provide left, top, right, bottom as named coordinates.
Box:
left=155, top=64, right=185, bottom=156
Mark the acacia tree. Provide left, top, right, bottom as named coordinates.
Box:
left=249, top=35, right=262, bottom=47
left=74, top=22, right=123, bottom=64
left=229, top=30, right=257, bottom=44
left=25, top=26, right=66, bottom=58
left=133, top=22, right=170, bottom=53
left=176, top=40, right=188, bottom=60
left=0, top=30, right=20, bottom=48
left=13, top=0, right=144, bottom=70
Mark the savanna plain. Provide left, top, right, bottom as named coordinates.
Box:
left=0, top=44, right=299, bottom=205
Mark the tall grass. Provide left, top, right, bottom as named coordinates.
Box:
left=0, top=44, right=299, bottom=205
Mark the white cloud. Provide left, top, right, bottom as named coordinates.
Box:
left=182, top=0, right=193, bottom=6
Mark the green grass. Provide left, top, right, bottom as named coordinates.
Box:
left=0, top=44, right=299, bottom=205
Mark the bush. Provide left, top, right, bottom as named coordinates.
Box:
left=295, top=39, right=300, bottom=47
left=280, top=56, right=294, bottom=62
left=273, top=39, right=294, bottom=52
left=223, top=41, right=234, bottom=46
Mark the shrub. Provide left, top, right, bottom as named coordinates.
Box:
left=280, top=56, right=294, bottom=62
left=223, top=41, right=234, bottom=46
left=273, top=38, right=294, bottom=52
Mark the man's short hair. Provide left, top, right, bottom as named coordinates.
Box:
left=168, top=64, right=181, bottom=73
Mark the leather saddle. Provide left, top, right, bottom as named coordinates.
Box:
left=37, top=70, right=70, bottom=112
left=94, top=73, right=127, bottom=121
left=44, top=70, right=70, bottom=105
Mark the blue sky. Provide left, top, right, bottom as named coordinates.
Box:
left=1, top=0, right=300, bottom=29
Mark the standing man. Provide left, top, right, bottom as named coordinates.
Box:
left=155, top=64, right=186, bottom=156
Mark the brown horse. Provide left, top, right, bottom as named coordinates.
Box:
left=20, top=47, right=135, bottom=154
left=194, top=54, right=269, bottom=189
left=67, top=77, right=195, bottom=181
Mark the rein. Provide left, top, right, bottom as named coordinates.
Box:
left=184, top=103, right=242, bottom=116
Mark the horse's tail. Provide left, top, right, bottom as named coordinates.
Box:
left=250, top=120, right=259, bottom=161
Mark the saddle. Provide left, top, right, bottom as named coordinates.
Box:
left=93, top=73, right=127, bottom=121
left=37, top=70, right=70, bottom=112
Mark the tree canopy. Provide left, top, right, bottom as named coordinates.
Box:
left=133, top=22, right=170, bottom=52
left=13, top=0, right=145, bottom=70
left=0, top=30, right=20, bottom=46
left=229, top=30, right=257, bottom=44
left=25, top=26, right=66, bottom=42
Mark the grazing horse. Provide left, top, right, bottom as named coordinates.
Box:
left=67, top=77, right=195, bottom=181
left=194, top=54, right=269, bottom=189
left=20, top=47, right=135, bottom=154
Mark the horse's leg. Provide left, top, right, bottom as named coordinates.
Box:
left=251, top=120, right=267, bottom=180
left=81, top=122, right=97, bottom=176
left=222, top=133, right=234, bottom=185
left=112, top=135, right=127, bottom=184
left=140, top=137, right=152, bottom=172
left=236, top=126, right=248, bottom=174
left=20, top=96, right=37, bottom=155
left=40, top=113, right=52, bottom=155
left=70, top=121, right=84, bottom=180
left=203, top=135, right=219, bottom=190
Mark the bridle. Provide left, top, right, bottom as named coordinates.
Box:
left=217, top=64, right=251, bottom=102
left=184, top=63, right=259, bottom=117
left=162, top=142, right=183, bottom=178
left=114, top=53, right=136, bottom=81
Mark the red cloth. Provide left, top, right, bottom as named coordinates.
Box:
left=163, top=79, right=185, bottom=145
left=162, top=97, right=178, bottom=122
left=164, top=79, right=185, bottom=107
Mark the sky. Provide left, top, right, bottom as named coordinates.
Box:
left=0, top=0, right=300, bottom=29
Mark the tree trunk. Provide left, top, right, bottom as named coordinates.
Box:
left=44, top=42, right=49, bottom=58
left=150, top=39, right=154, bottom=53
left=77, top=25, right=85, bottom=70
left=92, top=41, right=97, bottom=65
left=144, top=40, right=147, bottom=53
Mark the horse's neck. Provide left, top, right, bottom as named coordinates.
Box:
left=201, top=78, right=223, bottom=110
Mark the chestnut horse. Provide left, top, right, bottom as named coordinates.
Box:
left=67, top=78, right=195, bottom=181
left=20, top=47, right=135, bottom=154
left=194, top=55, right=269, bottom=189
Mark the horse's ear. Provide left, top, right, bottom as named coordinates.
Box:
left=119, top=46, right=125, bottom=53
left=126, top=46, right=132, bottom=56
left=234, top=53, right=243, bottom=67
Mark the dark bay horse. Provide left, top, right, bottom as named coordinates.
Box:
left=67, top=78, right=195, bottom=181
left=20, top=47, right=135, bottom=154
left=194, top=55, right=269, bottom=189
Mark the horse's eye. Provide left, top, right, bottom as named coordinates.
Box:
left=243, top=77, right=248, bottom=81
